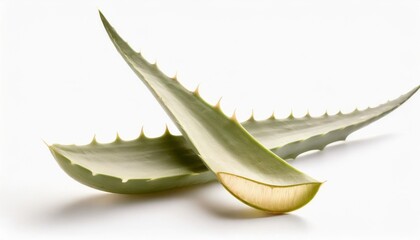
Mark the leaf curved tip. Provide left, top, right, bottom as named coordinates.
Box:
left=217, top=172, right=322, bottom=213
left=408, top=84, right=420, bottom=97
left=42, top=139, right=51, bottom=147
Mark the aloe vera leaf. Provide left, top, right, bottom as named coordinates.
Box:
left=99, top=12, right=324, bottom=213
left=49, top=86, right=418, bottom=195
left=49, top=131, right=215, bottom=194
left=247, top=86, right=419, bottom=159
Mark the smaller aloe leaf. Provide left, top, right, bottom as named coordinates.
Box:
left=100, top=12, right=325, bottom=213
left=49, top=86, right=418, bottom=194
left=49, top=133, right=214, bottom=194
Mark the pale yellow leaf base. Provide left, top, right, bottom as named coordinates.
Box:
left=218, top=172, right=322, bottom=213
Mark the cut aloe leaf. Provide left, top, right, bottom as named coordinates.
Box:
left=99, top=12, right=325, bottom=213
left=49, top=86, right=418, bottom=195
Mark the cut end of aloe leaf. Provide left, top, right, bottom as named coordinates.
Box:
left=217, top=172, right=322, bottom=213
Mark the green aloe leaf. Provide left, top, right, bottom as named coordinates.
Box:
left=98, top=12, right=321, bottom=213
left=49, top=86, right=418, bottom=195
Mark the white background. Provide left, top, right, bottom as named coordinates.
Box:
left=1, top=0, right=419, bottom=239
